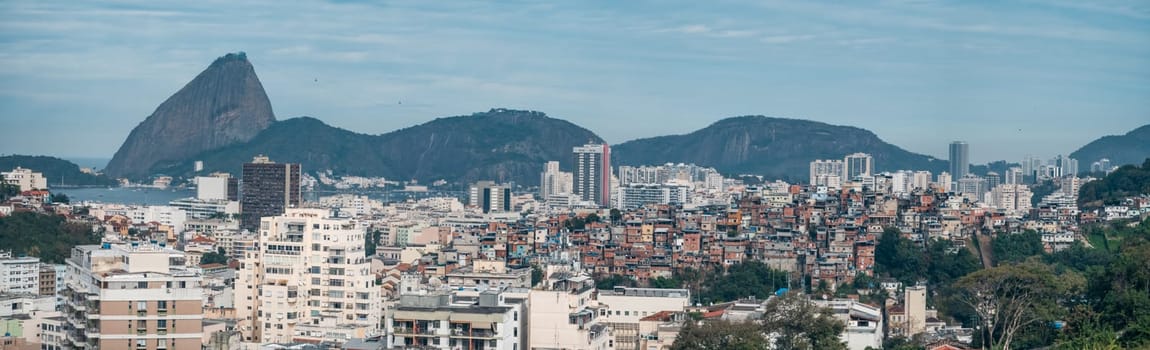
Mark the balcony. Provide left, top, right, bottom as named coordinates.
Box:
left=157, top=328, right=168, bottom=335
left=157, top=309, right=168, bottom=316
left=137, top=329, right=147, bottom=335
left=451, top=328, right=496, bottom=339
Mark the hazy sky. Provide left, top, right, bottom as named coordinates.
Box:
left=1, top=0, right=1148, bottom=164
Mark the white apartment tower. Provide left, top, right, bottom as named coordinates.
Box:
left=990, top=184, right=1033, bottom=216
left=0, top=251, right=40, bottom=295
left=62, top=242, right=204, bottom=350
left=935, top=172, right=953, bottom=192
left=809, top=160, right=844, bottom=186
left=842, top=153, right=874, bottom=181
left=235, top=208, right=381, bottom=345
left=540, top=161, right=571, bottom=198
left=912, top=171, right=933, bottom=191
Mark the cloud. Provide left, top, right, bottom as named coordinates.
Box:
left=761, top=34, right=816, bottom=44
left=0, top=0, right=1147, bottom=161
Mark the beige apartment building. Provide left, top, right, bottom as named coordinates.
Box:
left=527, top=274, right=612, bottom=350
left=596, top=287, right=689, bottom=350
left=235, top=208, right=381, bottom=345
left=62, top=242, right=204, bottom=350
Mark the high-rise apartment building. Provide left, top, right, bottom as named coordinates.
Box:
left=235, top=208, right=380, bottom=345
left=809, top=159, right=845, bottom=186
left=240, top=155, right=301, bottom=232
left=990, top=184, right=1033, bottom=216
left=62, top=242, right=204, bottom=350
left=912, top=171, right=933, bottom=191
left=573, top=143, right=611, bottom=207
left=1056, top=156, right=1079, bottom=177
left=986, top=171, right=1001, bottom=189
left=948, top=141, right=970, bottom=181
left=0, top=251, right=40, bottom=295
left=196, top=173, right=238, bottom=201
left=935, top=172, right=953, bottom=192
left=615, top=184, right=690, bottom=210
left=1091, top=158, right=1113, bottom=174
left=842, top=153, right=874, bottom=181
left=1005, top=167, right=1025, bottom=185
left=540, top=161, right=572, bottom=199
left=469, top=181, right=512, bottom=213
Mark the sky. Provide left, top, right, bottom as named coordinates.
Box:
left=0, top=0, right=1148, bottom=164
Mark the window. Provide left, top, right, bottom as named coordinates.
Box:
left=156, top=320, right=167, bottom=329
left=135, top=339, right=147, bottom=349
left=137, top=320, right=147, bottom=329
left=137, top=281, right=147, bottom=289
left=157, top=301, right=168, bottom=310
left=136, top=301, right=147, bottom=310
left=156, top=339, right=168, bottom=349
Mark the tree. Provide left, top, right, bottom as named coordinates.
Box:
left=609, top=208, right=622, bottom=223
left=760, top=292, right=847, bottom=350
left=954, top=264, right=1058, bottom=350
left=650, top=276, right=681, bottom=288
left=531, top=265, right=544, bottom=287
left=992, top=231, right=1044, bottom=265
left=0, top=211, right=99, bottom=263
left=671, top=320, right=769, bottom=350
left=1055, top=307, right=1121, bottom=350
left=365, top=230, right=382, bottom=257
left=200, top=247, right=230, bottom=265
left=0, top=183, right=19, bottom=201
left=586, top=213, right=601, bottom=223
left=50, top=192, right=70, bottom=204
left=595, top=274, right=637, bottom=290
left=697, top=261, right=790, bottom=304
left=875, top=228, right=926, bottom=284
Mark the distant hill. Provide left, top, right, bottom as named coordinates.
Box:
left=0, top=155, right=116, bottom=187
left=105, top=52, right=276, bottom=179
left=612, top=116, right=946, bottom=181
left=106, top=53, right=967, bottom=185
left=1071, top=124, right=1150, bottom=169
left=158, top=109, right=604, bottom=185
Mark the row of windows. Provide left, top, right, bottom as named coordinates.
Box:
left=601, top=309, right=655, bottom=317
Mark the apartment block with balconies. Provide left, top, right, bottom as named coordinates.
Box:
left=235, top=208, right=381, bottom=346
left=61, top=242, right=204, bottom=350
left=385, top=289, right=525, bottom=350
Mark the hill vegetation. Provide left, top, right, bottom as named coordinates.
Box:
left=157, top=109, right=604, bottom=185
left=0, top=155, right=117, bottom=187
left=612, top=116, right=946, bottom=181
left=0, top=212, right=101, bottom=263
left=1078, top=158, right=1150, bottom=208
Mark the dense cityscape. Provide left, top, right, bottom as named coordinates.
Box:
left=2, top=1, right=1149, bottom=350
left=2, top=138, right=1148, bottom=349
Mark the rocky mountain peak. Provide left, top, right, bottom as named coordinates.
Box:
left=104, top=52, right=276, bottom=179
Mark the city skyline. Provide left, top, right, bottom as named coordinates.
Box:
left=2, top=0, right=1148, bottom=163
